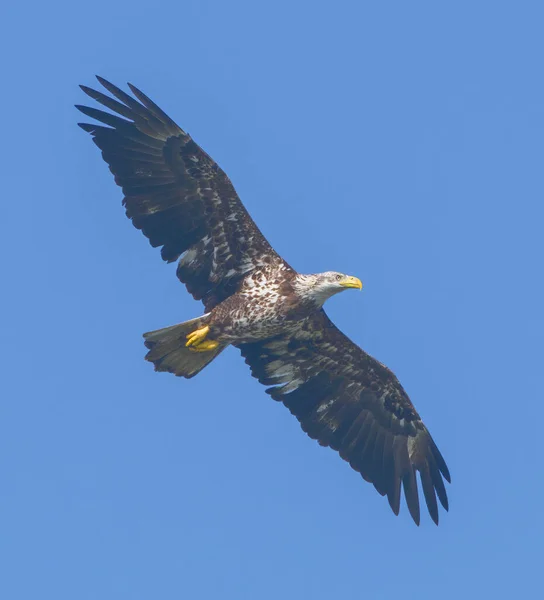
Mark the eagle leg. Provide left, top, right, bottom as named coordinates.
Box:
left=186, top=325, right=210, bottom=347
left=185, top=325, right=219, bottom=352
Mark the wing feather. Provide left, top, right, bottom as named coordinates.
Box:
left=77, top=77, right=286, bottom=310
left=238, top=310, right=450, bottom=525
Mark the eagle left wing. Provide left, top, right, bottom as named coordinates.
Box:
left=76, top=77, right=287, bottom=312
left=238, top=310, right=451, bottom=525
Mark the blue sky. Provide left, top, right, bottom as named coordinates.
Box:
left=2, top=1, right=543, bottom=598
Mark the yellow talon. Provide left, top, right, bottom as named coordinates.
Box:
left=186, top=325, right=210, bottom=347
left=189, top=339, right=220, bottom=352
left=186, top=325, right=219, bottom=352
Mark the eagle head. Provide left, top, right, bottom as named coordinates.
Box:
left=294, top=271, right=363, bottom=306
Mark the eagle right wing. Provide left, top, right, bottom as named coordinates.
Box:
left=238, top=310, right=451, bottom=525
left=77, top=77, right=287, bottom=311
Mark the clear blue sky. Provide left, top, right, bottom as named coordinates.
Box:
left=2, top=1, right=543, bottom=598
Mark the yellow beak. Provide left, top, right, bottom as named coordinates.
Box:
left=339, top=275, right=363, bottom=290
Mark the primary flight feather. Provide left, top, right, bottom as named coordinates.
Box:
left=77, top=77, right=451, bottom=525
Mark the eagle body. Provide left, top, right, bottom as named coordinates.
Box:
left=207, top=267, right=338, bottom=344
left=77, top=77, right=451, bottom=525
left=207, top=265, right=300, bottom=343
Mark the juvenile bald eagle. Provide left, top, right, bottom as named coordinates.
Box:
left=77, top=77, right=450, bottom=525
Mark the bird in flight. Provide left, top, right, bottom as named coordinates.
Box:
left=77, top=77, right=450, bottom=525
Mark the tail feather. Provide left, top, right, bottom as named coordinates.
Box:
left=143, top=316, right=225, bottom=379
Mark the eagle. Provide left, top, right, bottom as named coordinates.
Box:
left=77, top=77, right=450, bottom=525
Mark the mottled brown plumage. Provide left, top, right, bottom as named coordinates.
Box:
left=77, top=77, right=451, bottom=525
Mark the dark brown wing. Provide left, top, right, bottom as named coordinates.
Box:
left=77, top=77, right=286, bottom=311
left=238, top=310, right=451, bottom=525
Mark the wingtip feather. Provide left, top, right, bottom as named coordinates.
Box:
left=96, top=75, right=115, bottom=89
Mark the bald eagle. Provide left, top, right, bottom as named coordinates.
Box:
left=77, top=77, right=450, bottom=525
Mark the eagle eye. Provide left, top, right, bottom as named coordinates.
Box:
left=336, top=274, right=343, bottom=281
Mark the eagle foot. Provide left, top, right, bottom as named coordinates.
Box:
left=189, top=339, right=220, bottom=352
left=186, top=325, right=210, bottom=348
left=186, top=325, right=219, bottom=351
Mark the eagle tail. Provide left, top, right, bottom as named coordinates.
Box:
left=143, top=317, right=226, bottom=379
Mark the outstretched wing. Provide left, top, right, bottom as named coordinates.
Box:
left=77, top=77, right=286, bottom=311
left=238, top=310, right=451, bottom=525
